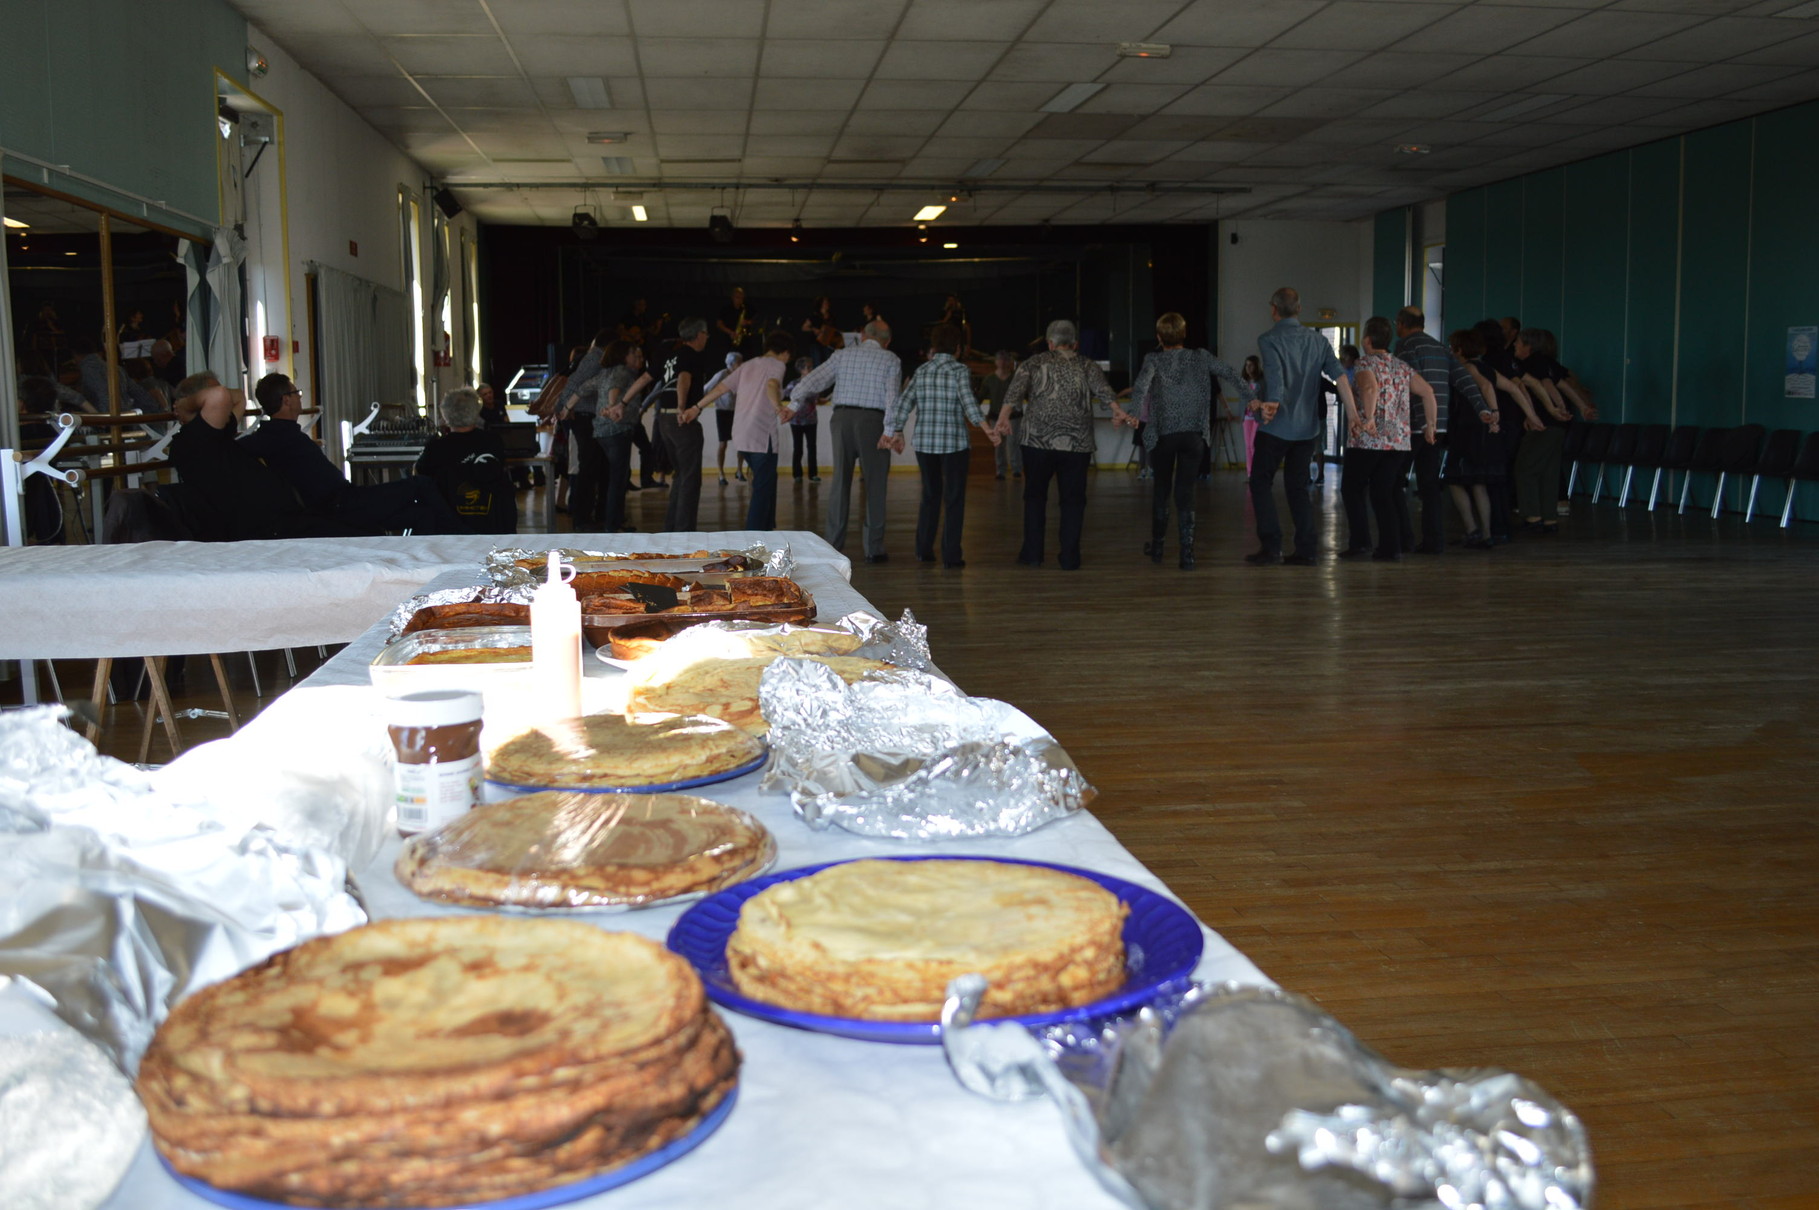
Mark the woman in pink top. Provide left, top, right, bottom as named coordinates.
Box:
left=1342, top=315, right=1437, bottom=562
left=697, top=329, right=796, bottom=529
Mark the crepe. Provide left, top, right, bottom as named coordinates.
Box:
left=727, top=859, right=1129, bottom=1022
left=486, top=712, right=765, bottom=788
left=396, top=791, right=775, bottom=908
left=137, top=919, right=739, bottom=1208
left=624, top=653, right=892, bottom=735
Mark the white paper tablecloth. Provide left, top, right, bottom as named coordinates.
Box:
left=0, top=532, right=849, bottom=660
left=96, top=559, right=1270, bottom=1210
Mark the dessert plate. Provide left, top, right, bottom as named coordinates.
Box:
left=667, top=856, right=1204, bottom=1044
left=485, top=744, right=768, bottom=799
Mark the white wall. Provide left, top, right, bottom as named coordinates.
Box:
left=236, top=29, right=479, bottom=412
left=1216, top=219, right=1372, bottom=364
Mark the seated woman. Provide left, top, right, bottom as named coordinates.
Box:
left=417, top=387, right=517, bottom=534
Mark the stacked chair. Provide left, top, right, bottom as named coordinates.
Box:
left=1744, top=429, right=1800, bottom=521
left=1678, top=427, right=1731, bottom=514
left=1782, top=432, right=1819, bottom=528
left=1707, top=425, right=1766, bottom=520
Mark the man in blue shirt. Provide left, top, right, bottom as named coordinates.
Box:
left=1248, top=287, right=1355, bottom=565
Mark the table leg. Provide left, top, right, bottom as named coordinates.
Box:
left=138, top=656, right=184, bottom=765
left=88, top=658, right=112, bottom=745
left=209, top=653, right=240, bottom=730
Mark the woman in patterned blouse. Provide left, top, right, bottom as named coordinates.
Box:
left=1343, top=315, right=1437, bottom=562
left=996, top=319, right=1117, bottom=570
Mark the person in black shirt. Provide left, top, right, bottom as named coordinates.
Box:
left=167, top=374, right=348, bottom=541
left=417, top=387, right=516, bottom=534
left=716, top=287, right=757, bottom=359
left=241, top=373, right=464, bottom=535
left=647, top=319, right=714, bottom=531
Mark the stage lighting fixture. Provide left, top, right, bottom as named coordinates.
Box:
left=572, top=208, right=600, bottom=240
left=789, top=220, right=803, bottom=243
left=709, top=213, right=735, bottom=243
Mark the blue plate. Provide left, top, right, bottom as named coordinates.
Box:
left=487, top=745, right=769, bottom=796
left=159, top=1085, right=738, bottom=1210
left=667, top=856, right=1204, bottom=1044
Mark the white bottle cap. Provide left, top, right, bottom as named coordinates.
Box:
left=387, top=690, right=483, bottom=727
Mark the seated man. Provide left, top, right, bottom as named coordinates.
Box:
left=167, top=373, right=348, bottom=541
left=241, top=373, right=463, bottom=535
left=417, top=387, right=517, bottom=534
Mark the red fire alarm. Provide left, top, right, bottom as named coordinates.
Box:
left=262, top=335, right=282, bottom=363
left=349, top=240, right=358, bottom=256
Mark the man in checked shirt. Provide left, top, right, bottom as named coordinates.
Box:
left=882, top=324, right=1002, bottom=568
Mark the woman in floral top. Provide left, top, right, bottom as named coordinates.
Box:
left=1342, top=316, right=1437, bottom=562
left=996, top=319, right=1117, bottom=570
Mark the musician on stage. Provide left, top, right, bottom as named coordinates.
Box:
left=716, top=286, right=759, bottom=359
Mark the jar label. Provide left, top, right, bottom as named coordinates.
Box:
left=394, top=753, right=483, bottom=833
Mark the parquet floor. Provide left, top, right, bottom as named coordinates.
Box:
left=12, top=456, right=1818, bottom=1210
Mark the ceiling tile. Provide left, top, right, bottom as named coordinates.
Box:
left=750, top=108, right=851, bottom=133
left=650, top=130, right=749, bottom=154
left=491, top=1, right=633, bottom=36
left=1511, top=10, right=1705, bottom=58
left=638, top=37, right=762, bottom=76
left=328, top=76, right=427, bottom=107
left=844, top=110, right=949, bottom=136
left=765, top=0, right=909, bottom=39
left=627, top=0, right=765, bottom=38
left=1415, top=5, right=1585, bottom=55
left=990, top=42, right=1118, bottom=82
left=752, top=78, right=867, bottom=109
left=1724, top=65, right=1819, bottom=99
left=509, top=36, right=639, bottom=76
left=876, top=40, right=1013, bottom=80
left=364, top=106, right=454, bottom=134
left=539, top=80, right=650, bottom=114
left=919, top=135, right=1018, bottom=157
left=1255, top=88, right=1398, bottom=119
left=415, top=77, right=542, bottom=108
left=1631, top=61, right=1800, bottom=94
left=1546, top=94, right=1689, bottom=123
left=936, top=110, right=1043, bottom=137
left=894, top=0, right=1047, bottom=41
left=1429, top=55, right=1596, bottom=91
left=1535, top=58, right=1691, bottom=93
left=745, top=135, right=837, bottom=156
left=1329, top=51, right=1479, bottom=90
left=1164, top=83, right=1296, bottom=116
left=760, top=40, right=886, bottom=78
left=1025, top=113, right=1140, bottom=139
left=1151, top=1, right=1330, bottom=49
left=1078, top=139, right=1192, bottom=164
left=644, top=77, right=753, bottom=108
left=830, top=134, right=929, bottom=158
left=856, top=79, right=974, bottom=109
left=1356, top=90, right=1500, bottom=119
left=1621, top=14, right=1801, bottom=59
left=1076, top=83, right=1194, bottom=114
left=266, top=34, right=402, bottom=75
left=1733, top=28, right=1819, bottom=65
left=356, top=0, right=497, bottom=36
left=959, top=81, right=1062, bottom=110
left=1211, top=49, right=1368, bottom=88
left=381, top=36, right=518, bottom=75
left=649, top=109, right=750, bottom=134
left=1021, top=0, right=1188, bottom=43
left=1271, top=2, right=1461, bottom=52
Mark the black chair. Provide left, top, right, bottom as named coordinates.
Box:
left=1560, top=422, right=1589, bottom=494
left=1625, top=424, right=1670, bottom=509
left=1745, top=429, right=1800, bottom=521
left=1679, top=427, right=1730, bottom=514
left=1709, top=424, right=1765, bottom=519
left=1651, top=425, right=1698, bottom=511
left=1568, top=422, right=1613, bottom=497
left=1596, top=423, right=1641, bottom=505
left=1782, top=431, right=1819, bottom=527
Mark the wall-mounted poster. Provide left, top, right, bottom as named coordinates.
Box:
left=1787, top=326, right=1817, bottom=399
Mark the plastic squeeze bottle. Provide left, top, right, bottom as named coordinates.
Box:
left=530, top=550, right=583, bottom=721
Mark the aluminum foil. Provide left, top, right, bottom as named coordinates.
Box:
left=630, top=608, right=933, bottom=672
left=383, top=584, right=533, bottom=644
left=757, top=658, right=1094, bottom=839
left=0, top=1023, right=145, bottom=1210
left=0, top=707, right=366, bottom=1073
left=481, top=542, right=789, bottom=587
left=941, top=979, right=1594, bottom=1210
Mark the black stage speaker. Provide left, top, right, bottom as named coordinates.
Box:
left=572, top=209, right=600, bottom=240
left=433, top=187, right=461, bottom=219
left=708, top=213, right=735, bottom=243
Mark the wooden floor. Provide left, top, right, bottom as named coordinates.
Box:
left=12, top=459, right=1818, bottom=1210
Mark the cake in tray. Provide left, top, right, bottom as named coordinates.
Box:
left=726, top=859, right=1129, bottom=1021
left=397, top=791, right=774, bottom=909
left=136, top=918, right=738, bottom=1208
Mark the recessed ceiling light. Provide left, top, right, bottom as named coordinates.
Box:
left=1116, top=42, right=1171, bottom=58
left=1040, top=82, right=1106, bottom=114
left=2, top=217, right=26, bottom=229
left=567, top=77, right=612, bottom=109
left=601, top=156, right=634, bottom=174
left=913, top=204, right=946, bottom=221
left=586, top=131, right=631, bottom=144
left=631, top=205, right=648, bottom=222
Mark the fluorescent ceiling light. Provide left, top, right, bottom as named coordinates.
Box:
left=601, top=156, right=634, bottom=174
left=942, top=242, right=958, bottom=249
left=963, top=157, right=1005, bottom=178
left=913, top=204, right=947, bottom=221
left=1116, top=42, right=1171, bottom=58
left=1040, top=82, right=1105, bottom=114
left=631, top=205, right=648, bottom=221
left=586, top=131, right=630, bottom=144
left=567, top=77, right=612, bottom=109
left=2, top=217, right=26, bottom=229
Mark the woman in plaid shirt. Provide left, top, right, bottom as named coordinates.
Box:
left=883, top=324, right=1001, bottom=568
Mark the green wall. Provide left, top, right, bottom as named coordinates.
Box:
left=1372, top=207, right=1409, bottom=321
left=1439, top=99, right=1819, bottom=520
left=0, top=0, right=245, bottom=234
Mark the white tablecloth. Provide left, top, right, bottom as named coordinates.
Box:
left=0, top=532, right=849, bottom=660
left=92, top=557, right=1271, bottom=1210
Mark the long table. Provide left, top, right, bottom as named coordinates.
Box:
left=89, top=539, right=1270, bottom=1210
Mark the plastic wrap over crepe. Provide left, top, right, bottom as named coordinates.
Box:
left=940, top=980, right=1594, bottom=1210
left=0, top=707, right=366, bottom=1073
left=650, top=608, right=933, bottom=674
left=757, top=659, right=1093, bottom=839
left=481, top=542, right=788, bottom=587
left=393, top=791, right=776, bottom=911
left=384, top=584, right=533, bottom=644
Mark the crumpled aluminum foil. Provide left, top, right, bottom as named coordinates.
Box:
left=383, top=584, right=533, bottom=644
left=481, top=542, right=791, bottom=586
left=643, top=608, right=933, bottom=672
left=0, top=707, right=366, bottom=1074
left=941, top=979, right=1594, bottom=1210
left=0, top=1024, right=145, bottom=1210
left=757, top=657, right=1094, bottom=839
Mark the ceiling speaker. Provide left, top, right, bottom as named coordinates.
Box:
left=708, top=214, right=735, bottom=243
left=433, top=187, right=461, bottom=219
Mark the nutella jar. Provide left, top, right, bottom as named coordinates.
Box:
left=388, top=690, right=484, bottom=836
